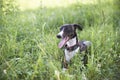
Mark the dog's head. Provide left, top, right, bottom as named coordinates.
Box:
left=57, top=24, right=82, bottom=48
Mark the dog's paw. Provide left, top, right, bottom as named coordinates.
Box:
left=62, top=68, right=67, bottom=72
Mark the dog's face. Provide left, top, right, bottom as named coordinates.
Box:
left=57, top=24, right=82, bottom=48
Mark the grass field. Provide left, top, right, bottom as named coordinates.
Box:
left=0, top=0, right=120, bottom=80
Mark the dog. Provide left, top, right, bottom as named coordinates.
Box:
left=57, top=24, right=92, bottom=70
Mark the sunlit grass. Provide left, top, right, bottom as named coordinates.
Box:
left=17, top=0, right=79, bottom=11
left=17, top=0, right=104, bottom=11
left=17, top=0, right=41, bottom=11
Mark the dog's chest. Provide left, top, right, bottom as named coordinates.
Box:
left=66, top=37, right=77, bottom=47
left=65, top=47, right=79, bottom=62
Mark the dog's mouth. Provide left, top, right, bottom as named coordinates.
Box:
left=58, top=36, right=69, bottom=48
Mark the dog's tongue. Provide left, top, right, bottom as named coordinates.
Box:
left=58, top=37, right=69, bottom=48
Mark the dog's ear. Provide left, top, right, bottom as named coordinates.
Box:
left=73, top=24, right=82, bottom=31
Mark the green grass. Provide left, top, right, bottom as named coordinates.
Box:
left=0, top=0, right=120, bottom=80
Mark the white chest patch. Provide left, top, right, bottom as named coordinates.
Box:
left=65, top=47, right=79, bottom=62
left=66, top=37, right=77, bottom=47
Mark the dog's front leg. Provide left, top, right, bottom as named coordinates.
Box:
left=62, top=56, right=68, bottom=69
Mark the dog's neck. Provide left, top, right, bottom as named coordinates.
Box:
left=66, top=37, right=78, bottom=47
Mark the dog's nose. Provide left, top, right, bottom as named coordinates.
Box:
left=57, top=35, right=61, bottom=38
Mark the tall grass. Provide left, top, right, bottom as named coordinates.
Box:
left=0, top=0, right=120, bottom=80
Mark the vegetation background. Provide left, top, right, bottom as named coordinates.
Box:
left=0, top=0, right=120, bottom=80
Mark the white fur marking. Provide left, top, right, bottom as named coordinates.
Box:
left=83, top=41, right=92, bottom=47
left=62, top=68, right=67, bottom=71
left=82, top=73, right=87, bottom=80
left=66, top=37, right=77, bottom=47
left=65, top=47, right=79, bottom=62
left=57, top=30, right=63, bottom=37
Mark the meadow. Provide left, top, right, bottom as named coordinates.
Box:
left=0, top=0, right=120, bottom=80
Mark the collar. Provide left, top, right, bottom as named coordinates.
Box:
left=65, top=43, right=79, bottom=52
left=65, top=41, right=87, bottom=52
left=65, top=36, right=79, bottom=52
